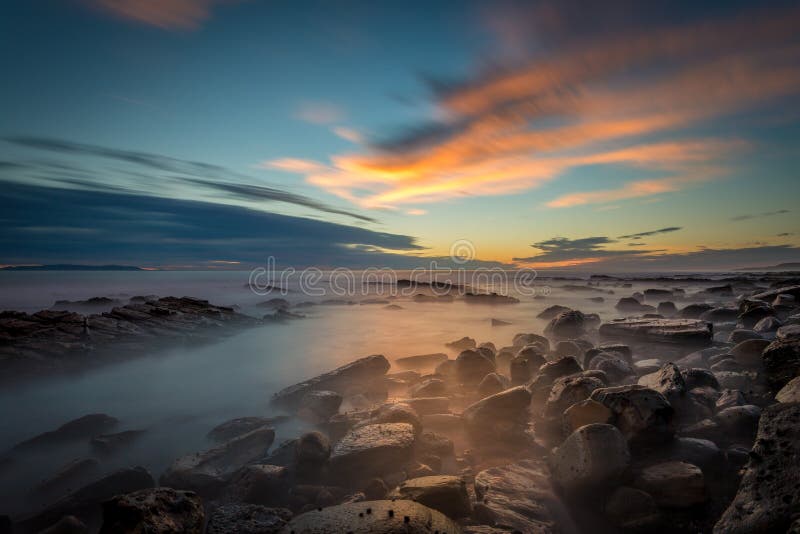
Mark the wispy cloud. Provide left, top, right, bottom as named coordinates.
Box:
left=269, top=4, right=799, bottom=211
left=618, top=227, right=683, bottom=239
left=332, top=127, right=364, bottom=144
left=730, top=209, right=790, bottom=221
left=87, top=0, right=226, bottom=30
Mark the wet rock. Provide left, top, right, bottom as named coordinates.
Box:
left=160, top=426, right=275, bottom=496
left=99, top=487, right=204, bottom=534
left=31, top=458, right=100, bottom=500
left=207, top=504, right=291, bottom=534
left=728, top=329, right=763, bottom=344
left=590, top=354, right=635, bottom=383
left=462, top=386, right=531, bottom=446
left=474, top=459, right=576, bottom=533
left=599, top=318, right=712, bottom=345
left=295, top=431, right=331, bottom=470
left=663, top=437, right=724, bottom=472
left=638, top=363, right=686, bottom=402
left=590, top=385, right=675, bottom=446
left=562, top=399, right=613, bottom=432
left=604, top=486, right=661, bottom=530
left=13, top=414, right=118, bottom=451
left=395, top=397, right=449, bottom=415
left=395, top=352, right=448, bottom=369
left=700, top=307, right=739, bottom=323
left=615, top=297, right=654, bottom=313
left=221, top=464, right=289, bottom=506
left=715, top=371, right=751, bottom=390
left=477, top=372, right=509, bottom=397
left=754, top=315, right=782, bottom=333
left=714, top=405, right=761, bottom=440
left=680, top=303, right=714, bottom=319
left=657, top=301, right=678, bottom=316
left=329, top=423, right=416, bottom=479
left=544, top=375, right=605, bottom=418
left=544, top=310, right=586, bottom=339
left=777, top=323, right=800, bottom=341
left=446, top=336, right=476, bottom=351
left=739, top=305, right=775, bottom=330
left=634, top=358, right=664, bottom=375
left=271, top=355, right=390, bottom=409
left=762, top=337, right=800, bottom=389
left=208, top=416, right=286, bottom=443
left=409, top=378, right=447, bottom=398
left=367, top=403, right=422, bottom=434
left=17, top=467, right=155, bottom=533
left=281, top=499, right=461, bottom=533
left=454, top=349, right=496, bottom=384
left=362, top=478, right=387, bottom=500
left=714, top=403, right=800, bottom=533
left=299, top=390, right=343, bottom=421
left=387, top=476, right=470, bottom=519
left=730, top=338, right=770, bottom=367
left=537, top=357, right=583, bottom=385
left=776, top=376, right=800, bottom=402
left=632, top=461, right=706, bottom=508
left=91, top=430, right=145, bottom=455
left=550, top=424, right=630, bottom=494
left=715, top=388, right=746, bottom=410
left=416, top=432, right=454, bottom=458
left=537, top=305, right=572, bottom=320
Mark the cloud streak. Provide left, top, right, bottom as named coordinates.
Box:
left=618, top=227, right=683, bottom=239
left=88, top=0, right=225, bottom=30
left=730, top=209, right=790, bottom=221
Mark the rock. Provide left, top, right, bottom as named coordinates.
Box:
left=616, top=297, right=655, bottom=313
left=544, top=375, right=605, bottom=418
left=387, top=476, right=470, bottom=519
left=773, top=293, right=797, bottom=307
left=544, top=310, right=586, bottom=338
left=604, top=487, right=661, bottom=530
left=462, top=386, right=531, bottom=445
left=99, top=487, right=204, bottom=534
left=208, top=416, right=286, bottom=442
left=395, top=353, right=448, bottom=369
left=599, top=318, right=712, bottom=345
left=776, top=376, right=800, bottom=402
left=777, top=323, right=800, bottom=341
left=562, top=399, right=613, bottom=432
left=590, top=355, right=635, bottom=383
left=739, top=305, right=775, bottom=330
left=271, top=355, right=390, bottom=409
left=714, top=403, right=800, bottom=533
left=700, top=307, right=739, bottom=323
left=714, top=405, right=761, bottom=439
left=160, top=426, right=275, bottom=496
left=13, top=414, right=118, bottom=451
left=17, top=467, right=155, bottom=533
left=664, top=437, right=724, bottom=472
left=283, top=500, right=460, bottom=533
left=550, top=424, right=630, bottom=494
left=715, top=371, right=751, bottom=390
left=395, top=397, right=449, bottom=415
left=680, top=303, right=714, bottom=319
left=91, top=430, right=145, bottom=455
left=409, top=378, right=447, bottom=398
left=657, top=301, right=678, bottom=316
left=417, top=432, right=454, bottom=458
left=464, top=292, right=520, bottom=305
left=37, top=515, right=87, bottom=534
left=32, top=458, right=100, bottom=499
left=536, top=357, right=583, bottom=385
left=207, top=504, right=291, bottom=534
left=362, top=478, right=387, bottom=500
left=421, top=414, right=462, bottom=433
left=637, top=363, right=686, bottom=402
left=590, top=385, right=675, bottom=446
left=633, top=358, right=663, bottom=375
left=715, top=389, right=746, bottom=410
left=644, top=289, right=673, bottom=301
left=730, top=338, right=771, bottom=367
left=537, top=305, right=572, bottom=320
left=220, top=464, right=289, bottom=506
left=477, top=373, right=508, bottom=397
left=295, top=431, right=331, bottom=469
left=366, top=403, right=422, bottom=434
left=754, top=316, right=782, bottom=333
left=682, top=368, right=720, bottom=390
left=762, top=337, right=800, bottom=389
left=299, top=390, right=343, bottom=420
left=454, top=350, right=496, bottom=384
left=491, top=318, right=512, bottom=327
left=330, top=423, right=416, bottom=479
left=474, top=460, right=576, bottom=532
left=446, top=336, right=476, bottom=351
left=632, top=461, right=706, bottom=508
left=728, top=329, right=763, bottom=344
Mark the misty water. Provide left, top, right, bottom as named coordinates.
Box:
left=0, top=270, right=733, bottom=515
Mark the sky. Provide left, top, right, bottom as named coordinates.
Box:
left=1, top=0, right=799, bottom=271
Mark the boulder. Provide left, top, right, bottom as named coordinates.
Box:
left=281, top=499, right=461, bottom=533
left=714, top=403, right=800, bottom=533
left=295, top=431, right=331, bottom=469
left=536, top=357, right=583, bottom=385
left=590, top=355, right=635, bottom=383
left=208, top=416, right=286, bottom=443
left=544, top=375, right=605, bottom=418
left=364, top=403, right=422, bottom=434
left=632, top=461, right=706, bottom=508
left=590, top=385, right=675, bottom=446
left=754, top=316, right=782, bottom=333
left=512, top=333, right=550, bottom=351
left=474, top=460, right=576, bottom=533
left=728, top=329, right=763, bottom=344
left=600, top=318, right=712, bottom=345
left=738, top=305, right=775, bottom=330
left=549, top=424, right=630, bottom=494
left=387, top=476, right=470, bottom=519
left=714, top=405, right=761, bottom=440
left=604, top=487, right=661, bottom=530
left=454, top=350, right=496, bottom=384
left=329, top=423, right=416, bottom=479
left=446, top=336, right=476, bottom=351
left=633, top=358, right=663, bottom=375
left=554, top=340, right=582, bottom=358
left=681, top=368, right=720, bottom=390
left=537, top=305, right=572, bottom=320
left=395, top=353, right=448, bottom=369
left=663, top=437, right=724, bottom=472
left=544, top=310, right=586, bottom=338
left=408, top=378, right=447, bottom=398
left=730, top=339, right=770, bottom=367
left=637, top=363, right=686, bottom=402
left=477, top=373, right=509, bottom=397
left=776, top=376, right=800, bottom=403
left=99, top=487, right=204, bottom=534
left=395, top=397, right=449, bottom=415
left=207, top=504, right=291, bottom=534
left=220, top=464, right=289, bottom=506
left=462, top=386, right=531, bottom=445
left=616, top=297, right=655, bottom=313
left=13, top=414, right=118, bottom=451
left=160, top=427, right=275, bottom=496
left=31, top=458, right=100, bottom=499
left=700, top=307, right=739, bottom=323
left=679, top=303, right=714, bottom=319
left=91, top=430, right=145, bottom=455
left=657, top=301, right=678, bottom=316
left=299, top=390, right=343, bottom=420
left=271, top=355, right=390, bottom=409
left=562, top=399, right=613, bottom=432
left=762, top=338, right=800, bottom=389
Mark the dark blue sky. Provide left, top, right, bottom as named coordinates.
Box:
left=1, top=0, right=799, bottom=270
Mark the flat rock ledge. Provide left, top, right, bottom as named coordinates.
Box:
left=599, top=318, right=713, bottom=346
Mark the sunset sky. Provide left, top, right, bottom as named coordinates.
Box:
left=1, top=0, right=799, bottom=270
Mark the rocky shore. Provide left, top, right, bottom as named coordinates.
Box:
left=3, top=279, right=800, bottom=533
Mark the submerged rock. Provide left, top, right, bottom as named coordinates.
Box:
left=99, top=487, right=204, bottom=534
left=282, top=499, right=461, bottom=533
left=599, top=317, right=713, bottom=345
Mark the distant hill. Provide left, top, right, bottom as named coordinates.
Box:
left=0, top=264, right=145, bottom=271
left=736, top=262, right=800, bottom=272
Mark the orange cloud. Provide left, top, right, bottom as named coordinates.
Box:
left=89, top=0, right=221, bottom=30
